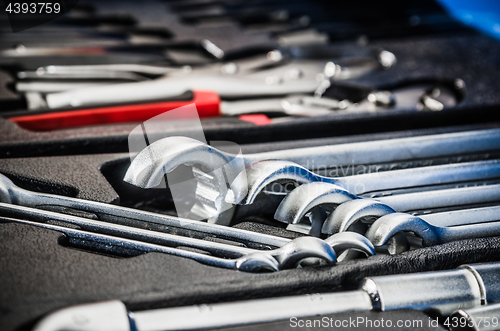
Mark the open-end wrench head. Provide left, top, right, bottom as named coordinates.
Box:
left=124, top=137, right=232, bottom=188
left=365, top=213, right=439, bottom=248
left=227, top=160, right=327, bottom=205
left=0, top=174, right=20, bottom=204
left=322, top=199, right=396, bottom=235
left=235, top=253, right=280, bottom=272
left=272, top=236, right=337, bottom=270
left=274, top=182, right=358, bottom=225
left=324, top=232, right=376, bottom=257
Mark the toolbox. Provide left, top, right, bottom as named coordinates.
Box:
left=1, top=1, right=500, bottom=330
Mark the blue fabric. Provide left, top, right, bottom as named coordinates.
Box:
left=437, top=0, right=500, bottom=40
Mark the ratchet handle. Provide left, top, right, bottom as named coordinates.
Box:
left=9, top=90, right=221, bottom=131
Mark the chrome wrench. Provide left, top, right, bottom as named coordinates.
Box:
left=125, top=128, right=500, bottom=188
left=0, top=173, right=286, bottom=249
left=365, top=205, right=500, bottom=248
left=241, top=159, right=500, bottom=215
left=323, top=183, right=500, bottom=234
left=41, top=49, right=395, bottom=109
left=0, top=174, right=374, bottom=256
left=0, top=202, right=375, bottom=271
left=124, top=129, right=500, bottom=225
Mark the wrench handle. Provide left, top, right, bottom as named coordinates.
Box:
left=338, top=160, right=500, bottom=194
left=439, top=220, right=500, bottom=244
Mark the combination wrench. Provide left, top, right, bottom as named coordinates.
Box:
left=124, top=128, right=500, bottom=225
left=1, top=217, right=331, bottom=272
left=0, top=173, right=290, bottom=249
left=125, top=128, right=500, bottom=188
left=365, top=205, right=500, bottom=249
left=236, top=159, right=500, bottom=216
left=0, top=202, right=375, bottom=271
left=323, top=183, right=500, bottom=235
left=0, top=175, right=374, bottom=264
left=274, top=182, right=500, bottom=235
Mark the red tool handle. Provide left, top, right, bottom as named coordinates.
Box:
left=10, top=91, right=221, bottom=131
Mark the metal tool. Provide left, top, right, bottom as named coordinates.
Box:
left=450, top=302, right=500, bottom=331
left=222, top=80, right=463, bottom=115
left=38, top=60, right=329, bottom=109
left=31, top=262, right=500, bottom=330
left=15, top=49, right=394, bottom=86
left=0, top=172, right=286, bottom=249
left=2, top=216, right=340, bottom=272
left=0, top=173, right=375, bottom=258
left=253, top=161, right=500, bottom=241
left=14, top=43, right=394, bottom=83
left=34, top=46, right=395, bottom=110
left=0, top=202, right=375, bottom=270
left=324, top=184, right=500, bottom=234
left=17, top=64, right=189, bottom=81
left=15, top=81, right=115, bottom=94
left=237, top=159, right=500, bottom=210
left=124, top=129, right=500, bottom=225
left=365, top=205, right=500, bottom=248
left=14, top=51, right=286, bottom=86
left=127, top=128, right=500, bottom=186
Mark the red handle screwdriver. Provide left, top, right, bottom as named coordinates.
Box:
left=9, top=90, right=222, bottom=131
